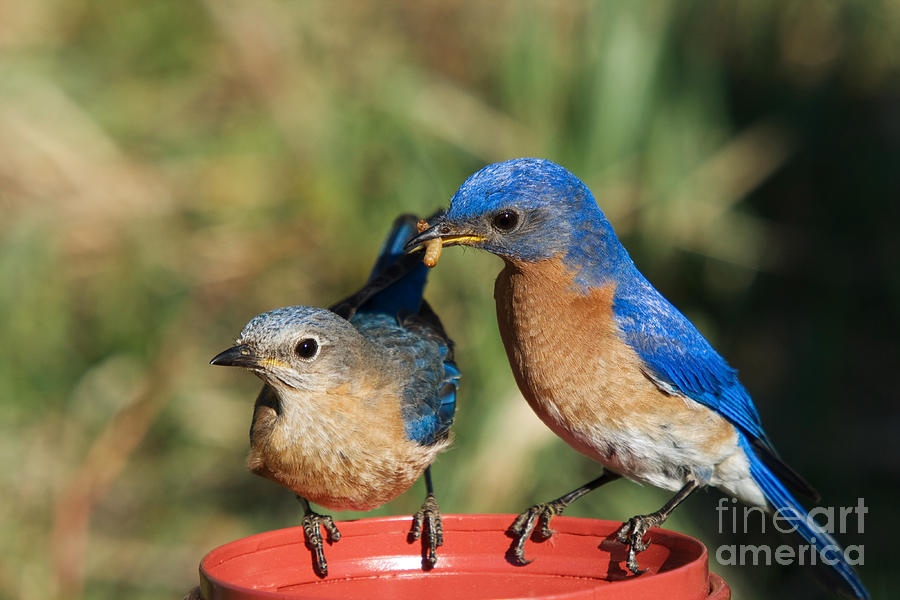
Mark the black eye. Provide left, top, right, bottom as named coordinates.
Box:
left=294, top=338, right=318, bottom=359
left=491, top=210, right=519, bottom=231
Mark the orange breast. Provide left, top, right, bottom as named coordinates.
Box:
left=246, top=382, right=449, bottom=511
left=493, top=258, right=736, bottom=480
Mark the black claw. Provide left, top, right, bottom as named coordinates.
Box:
left=411, top=494, right=443, bottom=568
left=616, top=515, right=658, bottom=575
left=510, top=510, right=532, bottom=535
left=322, top=515, right=341, bottom=543
left=613, top=480, right=697, bottom=575
left=615, top=522, right=628, bottom=543
left=302, top=510, right=341, bottom=577
left=511, top=507, right=537, bottom=535
left=509, top=501, right=564, bottom=565
left=538, top=511, right=555, bottom=538
left=506, top=474, right=623, bottom=567
left=625, top=543, right=649, bottom=575
left=510, top=509, right=538, bottom=564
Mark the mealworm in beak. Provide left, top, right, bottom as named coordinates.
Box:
left=416, top=219, right=442, bottom=268
left=423, top=238, right=442, bottom=268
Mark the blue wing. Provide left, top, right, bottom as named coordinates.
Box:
left=397, top=301, right=459, bottom=445
left=612, top=275, right=766, bottom=442
left=609, top=275, right=861, bottom=595
left=613, top=274, right=818, bottom=498
left=339, top=213, right=458, bottom=446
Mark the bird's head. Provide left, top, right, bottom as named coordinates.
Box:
left=211, top=306, right=368, bottom=393
left=405, top=158, right=622, bottom=267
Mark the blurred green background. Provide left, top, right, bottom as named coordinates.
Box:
left=1, top=1, right=897, bottom=598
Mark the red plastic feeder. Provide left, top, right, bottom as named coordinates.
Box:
left=199, top=514, right=729, bottom=599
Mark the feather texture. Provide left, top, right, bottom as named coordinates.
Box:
left=428, top=157, right=866, bottom=598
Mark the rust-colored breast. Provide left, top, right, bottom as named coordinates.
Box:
left=246, top=381, right=448, bottom=511
left=494, top=258, right=736, bottom=482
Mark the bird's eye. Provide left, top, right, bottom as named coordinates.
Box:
left=491, top=210, right=519, bottom=232
left=294, top=338, right=318, bottom=360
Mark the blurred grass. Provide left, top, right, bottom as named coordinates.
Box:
left=1, top=1, right=897, bottom=599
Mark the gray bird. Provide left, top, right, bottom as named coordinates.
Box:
left=212, top=214, right=459, bottom=576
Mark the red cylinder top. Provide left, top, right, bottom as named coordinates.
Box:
left=200, top=514, right=729, bottom=599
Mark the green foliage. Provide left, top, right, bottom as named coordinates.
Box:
left=1, top=1, right=895, bottom=598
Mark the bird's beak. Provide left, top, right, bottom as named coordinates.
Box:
left=403, top=218, right=485, bottom=253
left=210, top=344, right=261, bottom=368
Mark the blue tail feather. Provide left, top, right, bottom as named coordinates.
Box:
left=368, top=214, right=420, bottom=278
left=740, top=435, right=869, bottom=599
left=359, top=214, right=428, bottom=316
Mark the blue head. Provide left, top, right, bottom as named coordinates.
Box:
left=406, top=158, right=631, bottom=279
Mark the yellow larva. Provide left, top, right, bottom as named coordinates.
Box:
left=416, top=219, right=442, bottom=268
left=423, top=238, right=442, bottom=268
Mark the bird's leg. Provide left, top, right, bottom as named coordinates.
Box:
left=616, top=479, right=699, bottom=575
left=410, top=467, right=443, bottom=567
left=297, top=495, right=341, bottom=577
left=510, top=471, right=621, bottom=565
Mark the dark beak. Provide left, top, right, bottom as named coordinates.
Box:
left=210, top=344, right=259, bottom=368
left=403, top=219, right=485, bottom=253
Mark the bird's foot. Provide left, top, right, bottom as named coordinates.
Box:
left=509, top=500, right=567, bottom=565
left=410, top=493, right=444, bottom=567
left=301, top=509, right=341, bottom=577
left=615, top=513, right=662, bottom=575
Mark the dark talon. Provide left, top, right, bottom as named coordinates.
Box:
left=614, top=480, right=699, bottom=575
left=411, top=493, right=443, bottom=567
left=509, top=501, right=564, bottom=565
left=298, top=497, right=340, bottom=577
left=538, top=510, right=555, bottom=538
left=508, top=472, right=622, bottom=566
left=616, top=515, right=656, bottom=574
left=510, top=509, right=538, bottom=565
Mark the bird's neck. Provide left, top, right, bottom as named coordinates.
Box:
left=267, top=364, right=391, bottom=451
left=561, top=216, right=635, bottom=290
left=503, top=240, right=634, bottom=294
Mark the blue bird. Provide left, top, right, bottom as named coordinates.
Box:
left=212, top=214, right=459, bottom=576
left=406, top=158, right=867, bottom=598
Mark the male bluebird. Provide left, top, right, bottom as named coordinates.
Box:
left=406, top=159, right=867, bottom=598
left=212, top=214, right=460, bottom=576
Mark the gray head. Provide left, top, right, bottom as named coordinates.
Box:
left=211, top=306, right=372, bottom=393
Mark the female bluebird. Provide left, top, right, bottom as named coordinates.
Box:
left=212, top=214, right=459, bottom=576
left=406, top=159, right=867, bottom=598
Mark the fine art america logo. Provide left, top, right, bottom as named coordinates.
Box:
left=714, top=497, right=867, bottom=567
